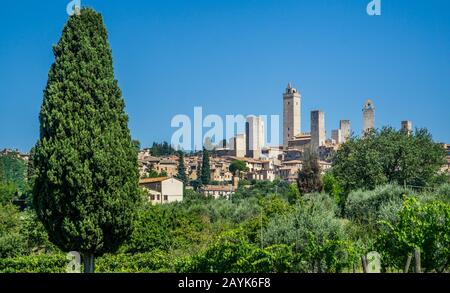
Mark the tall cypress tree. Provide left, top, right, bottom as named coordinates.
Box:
left=297, top=148, right=323, bottom=194
left=193, top=161, right=203, bottom=191
left=201, top=148, right=210, bottom=185
left=32, top=8, right=140, bottom=273
left=176, top=151, right=188, bottom=185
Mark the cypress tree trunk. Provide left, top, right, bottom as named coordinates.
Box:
left=83, top=253, right=95, bottom=273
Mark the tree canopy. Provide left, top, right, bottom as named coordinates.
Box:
left=297, top=149, right=323, bottom=194
left=201, top=148, right=210, bottom=185
left=176, top=151, right=188, bottom=185
left=332, top=127, right=446, bottom=193
left=32, top=8, right=140, bottom=272
left=229, top=160, right=248, bottom=176
left=149, top=141, right=176, bottom=157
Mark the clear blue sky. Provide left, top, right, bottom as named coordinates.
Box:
left=1, top=0, right=449, bottom=152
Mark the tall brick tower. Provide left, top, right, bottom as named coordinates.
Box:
left=340, top=120, right=351, bottom=143
left=363, top=99, right=375, bottom=134
left=283, top=83, right=301, bottom=149
left=311, top=110, right=325, bottom=150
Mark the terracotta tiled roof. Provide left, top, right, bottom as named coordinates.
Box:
left=139, top=177, right=169, bottom=184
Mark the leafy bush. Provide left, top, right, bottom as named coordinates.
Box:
left=332, top=128, right=446, bottom=192
left=122, top=203, right=205, bottom=253
left=177, top=229, right=293, bottom=273
left=0, top=182, right=19, bottom=206
left=0, top=254, right=67, bottom=273
left=232, top=180, right=290, bottom=202
left=0, top=153, right=28, bottom=193
left=376, top=197, right=450, bottom=272
left=428, top=184, right=450, bottom=204
left=323, top=172, right=344, bottom=206
left=96, top=250, right=174, bottom=272
left=344, top=184, right=409, bottom=226
left=0, top=204, right=27, bottom=258
left=263, top=193, right=358, bottom=272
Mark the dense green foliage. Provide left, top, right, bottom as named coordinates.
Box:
left=0, top=152, right=27, bottom=193
left=229, top=160, right=248, bottom=176
left=96, top=251, right=175, bottom=272
left=0, top=182, right=19, bottom=206
left=344, top=184, right=409, bottom=226
left=263, top=194, right=358, bottom=272
left=332, top=127, right=446, bottom=192
left=1, top=8, right=449, bottom=273
left=149, top=141, right=176, bottom=157
left=297, top=149, right=323, bottom=194
left=376, top=197, right=450, bottom=272
left=200, top=148, right=211, bottom=185
left=178, top=230, right=293, bottom=273
left=323, top=172, right=344, bottom=206
left=176, top=151, right=188, bottom=185
left=1, top=181, right=450, bottom=272
left=0, top=153, right=28, bottom=208
left=145, top=169, right=168, bottom=178
left=0, top=254, right=68, bottom=273
left=32, top=8, right=140, bottom=265
left=0, top=205, right=57, bottom=259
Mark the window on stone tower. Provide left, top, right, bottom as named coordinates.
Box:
left=288, top=102, right=290, bottom=105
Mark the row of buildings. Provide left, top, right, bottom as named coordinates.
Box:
left=0, top=148, right=30, bottom=162
left=137, top=82, right=450, bottom=204
left=214, top=84, right=414, bottom=160
left=138, top=150, right=332, bottom=186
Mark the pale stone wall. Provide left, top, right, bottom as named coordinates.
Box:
left=232, top=134, right=246, bottom=157
left=401, top=120, right=412, bottom=134
left=363, top=100, right=375, bottom=133
left=332, top=129, right=342, bottom=144
left=246, top=116, right=265, bottom=159
left=311, top=110, right=325, bottom=149
left=161, top=178, right=183, bottom=203
left=283, top=84, right=301, bottom=149
left=339, top=120, right=351, bottom=143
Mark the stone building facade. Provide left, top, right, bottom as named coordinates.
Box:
left=311, top=110, right=325, bottom=150
left=363, top=99, right=375, bottom=133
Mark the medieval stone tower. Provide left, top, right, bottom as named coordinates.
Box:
left=401, top=120, right=413, bottom=135
left=311, top=110, right=325, bottom=150
left=363, top=99, right=375, bottom=134
left=340, top=120, right=351, bottom=143
left=283, top=83, right=301, bottom=149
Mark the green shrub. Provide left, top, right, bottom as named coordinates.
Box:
left=177, top=229, right=293, bottom=273
left=263, top=193, right=358, bottom=272
left=122, top=203, right=205, bottom=253
left=0, top=254, right=67, bottom=273
left=96, top=251, right=174, bottom=272
left=376, top=197, right=450, bottom=272
left=344, top=184, right=409, bottom=226
left=429, top=184, right=450, bottom=204
left=323, top=173, right=344, bottom=206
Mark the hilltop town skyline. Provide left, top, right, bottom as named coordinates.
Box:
left=1, top=0, right=450, bottom=152
left=0, top=2, right=450, bottom=279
